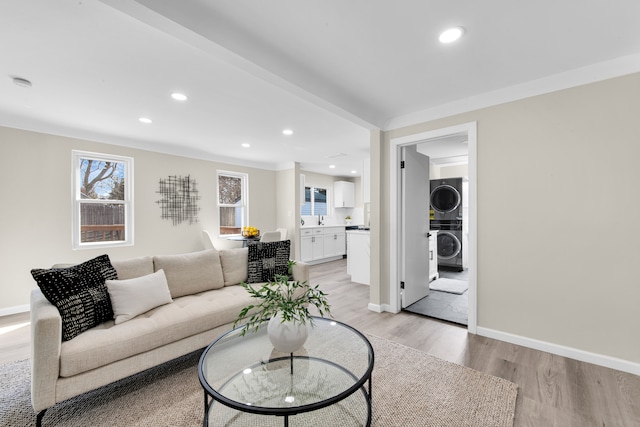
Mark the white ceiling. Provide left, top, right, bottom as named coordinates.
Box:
left=1, top=1, right=639, bottom=177
left=417, top=134, right=469, bottom=166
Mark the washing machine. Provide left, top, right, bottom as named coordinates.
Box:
left=431, top=220, right=463, bottom=271
left=430, top=178, right=463, bottom=222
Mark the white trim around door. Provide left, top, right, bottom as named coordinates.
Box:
left=389, top=122, right=477, bottom=334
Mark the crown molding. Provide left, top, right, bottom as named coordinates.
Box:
left=385, top=53, right=640, bottom=131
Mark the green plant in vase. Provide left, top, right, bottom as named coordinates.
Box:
left=234, top=268, right=331, bottom=352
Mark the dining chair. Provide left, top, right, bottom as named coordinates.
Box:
left=202, top=230, right=215, bottom=249
left=260, top=231, right=282, bottom=242
left=276, top=227, right=288, bottom=240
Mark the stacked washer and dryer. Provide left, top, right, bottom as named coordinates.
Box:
left=429, top=178, right=466, bottom=271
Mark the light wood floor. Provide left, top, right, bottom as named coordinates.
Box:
left=2, top=259, right=639, bottom=426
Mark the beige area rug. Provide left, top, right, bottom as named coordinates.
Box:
left=0, top=335, right=516, bottom=427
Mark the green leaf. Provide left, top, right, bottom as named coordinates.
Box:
left=234, top=269, right=332, bottom=336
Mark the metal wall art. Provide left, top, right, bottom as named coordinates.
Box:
left=156, top=175, right=200, bottom=225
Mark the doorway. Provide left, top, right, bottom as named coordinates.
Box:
left=389, top=122, right=477, bottom=333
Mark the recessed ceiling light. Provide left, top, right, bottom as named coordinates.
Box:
left=241, top=143, right=251, bottom=148
left=139, top=117, right=152, bottom=124
left=329, top=165, right=336, bottom=169
left=351, top=170, right=357, bottom=174
left=282, top=129, right=293, bottom=136
left=12, top=77, right=32, bottom=88
left=439, top=27, right=465, bottom=43
left=171, top=92, right=187, bottom=101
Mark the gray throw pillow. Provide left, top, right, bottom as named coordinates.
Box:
left=247, top=240, right=291, bottom=283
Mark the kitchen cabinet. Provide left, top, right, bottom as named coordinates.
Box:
left=300, top=226, right=346, bottom=263
left=300, top=228, right=324, bottom=262
left=333, top=181, right=355, bottom=208
left=323, top=227, right=346, bottom=258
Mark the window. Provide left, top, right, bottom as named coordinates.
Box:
left=72, top=150, right=133, bottom=249
left=218, top=171, right=248, bottom=235
left=301, top=186, right=327, bottom=216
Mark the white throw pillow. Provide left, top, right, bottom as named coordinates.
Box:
left=106, top=269, right=173, bottom=324
left=219, top=247, right=248, bottom=286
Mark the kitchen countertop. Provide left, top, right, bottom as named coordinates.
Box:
left=346, top=229, right=370, bottom=234
left=300, top=224, right=360, bottom=228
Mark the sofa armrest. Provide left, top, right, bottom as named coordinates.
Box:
left=291, top=261, right=309, bottom=284
left=30, top=289, right=62, bottom=411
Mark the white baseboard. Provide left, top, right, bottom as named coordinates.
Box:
left=477, top=327, right=640, bottom=376
left=367, top=303, right=383, bottom=313
left=306, top=256, right=344, bottom=265
left=0, top=304, right=29, bottom=317
left=369, top=303, right=398, bottom=314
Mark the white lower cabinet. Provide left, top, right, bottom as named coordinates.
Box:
left=300, top=236, right=314, bottom=262
left=323, top=227, right=346, bottom=258
left=300, top=227, right=346, bottom=263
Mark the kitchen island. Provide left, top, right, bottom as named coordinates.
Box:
left=346, top=229, right=370, bottom=285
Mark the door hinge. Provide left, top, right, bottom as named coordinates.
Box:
left=400, top=161, right=405, bottom=169
left=400, top=281, right=405, bottom=289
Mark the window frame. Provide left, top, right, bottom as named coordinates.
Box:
left=217, top=170, right=249, bottom=236
left=301, top=185, right=328, bottom=216
left=72, top=150, right=134, bottom=250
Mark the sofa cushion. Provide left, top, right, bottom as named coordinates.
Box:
left=31, top=254, right=117, bottom=341
left=219, top=248, right=248, bottom=286
left=153, top=249, right=225, bottom=298
left=247, top=240, right=291, bottom=283
left=106, top=269, right=173, bottom=324
left=111, top=256, right=154, bottom=280
left=59, top=284, right=263, bottom=377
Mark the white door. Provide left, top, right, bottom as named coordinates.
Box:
left=401, top=145, right=431, bottom=308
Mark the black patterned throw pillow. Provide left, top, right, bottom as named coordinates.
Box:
left=247, top=240, right=291, bottom=283
left=31, top=254, right=118, bottom=341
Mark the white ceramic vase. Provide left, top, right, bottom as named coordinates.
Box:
left=267, top=312, right=309, bottom=353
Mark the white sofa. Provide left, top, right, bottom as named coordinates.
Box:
left=30, top=246, right=308, bottom=426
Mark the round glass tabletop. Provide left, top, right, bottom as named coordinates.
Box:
left=198, top=317, right=374, bottom=426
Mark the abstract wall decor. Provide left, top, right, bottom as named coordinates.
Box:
left=155, top=175, right=200, bottom=225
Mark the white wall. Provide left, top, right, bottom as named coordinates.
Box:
left=431, top=163, right=469, bottom=179
left=299, top=170, right=358, bottom=225
left=275, top=166, right=296, bottom=255
left=0, top=126, right=278, bottom=312
left=372, top=72, right=640, bottom=366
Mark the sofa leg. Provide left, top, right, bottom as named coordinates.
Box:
left=36, top=409, right=47, bottom=427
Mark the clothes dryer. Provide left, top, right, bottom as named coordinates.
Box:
left=430, top=178, right=463, bottom=221
left=432, top=221, right=463, bottom=271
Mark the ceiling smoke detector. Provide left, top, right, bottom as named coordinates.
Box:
left=13, top=77, right=32, bottom=88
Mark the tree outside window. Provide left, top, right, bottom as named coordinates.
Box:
left=218, top=171, right=248, bottom=235
left=301, top=186, right=327, bottom=216
left=72, top=150, right=133, bottom=249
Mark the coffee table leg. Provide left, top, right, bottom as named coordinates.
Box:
left=203, top=391, right=209, bottom=427
left=284, top=415, right=289, bottom=427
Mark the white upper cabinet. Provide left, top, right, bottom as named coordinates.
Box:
left=362, top=157, right=370, bottom=204
left=334, top=181, right=355, bottom=208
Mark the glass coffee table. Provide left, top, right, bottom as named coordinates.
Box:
left=198, top=317, right=374, bottom=426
